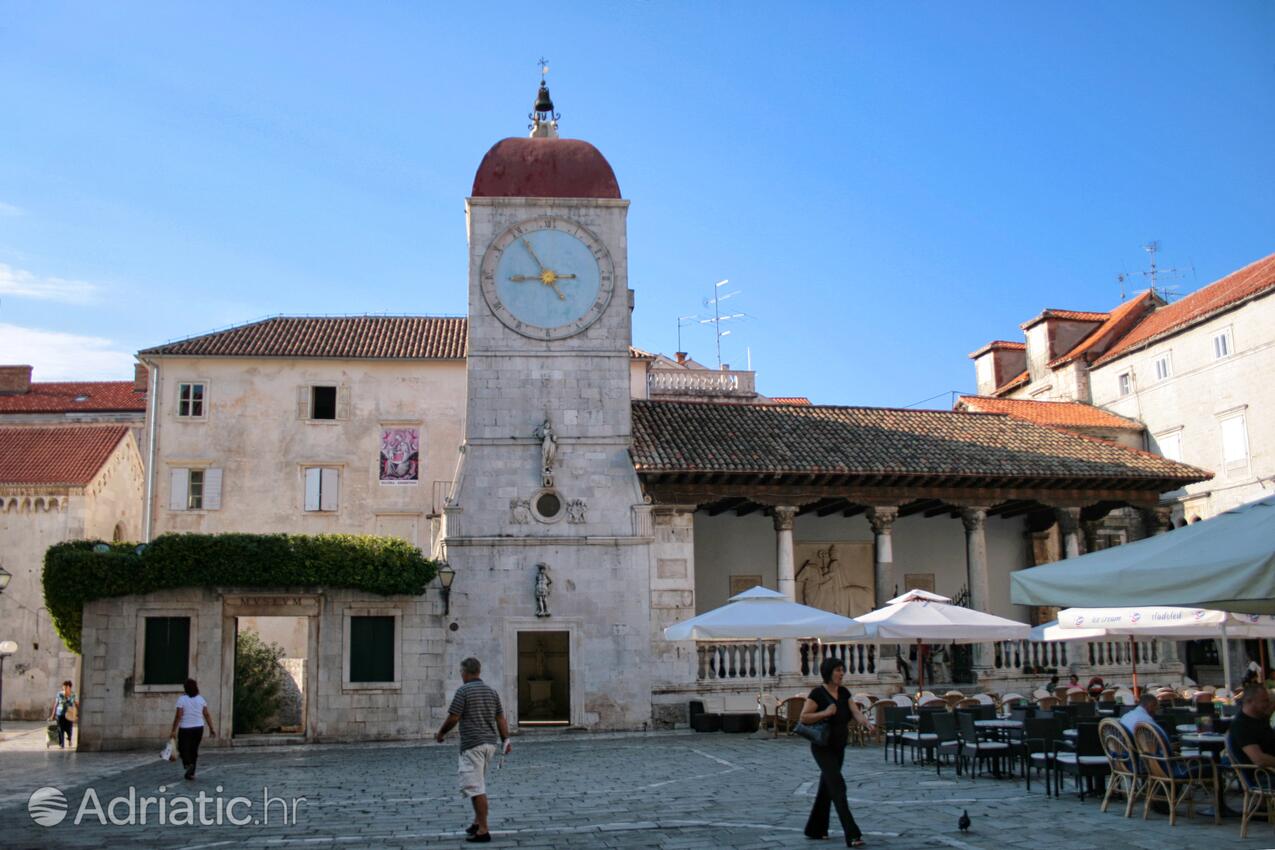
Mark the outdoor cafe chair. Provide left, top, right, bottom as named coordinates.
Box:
left=883, top=705, right=913, bottom=763
left=1098, top=718, right=1145, bottom=818
left=901, top=709, right=940, bottom=765
left=889, top=694, right=914, bottom=707
left=1134, top=722, right=1218, bottom=826
left=1067, top=690, right=1091, bottom=704
left=1037, top=696, right=1060, bottom=711
left=931, top=712, right=963, bottom=777
left=955, top=698, right=981, bottom=710
left=957, top=711, right=1009, bottom=779
left=943, top=692, right=965, bottom=708
left=1052, top=721, right=1110, bottom=801
left=776, top=696, right=806, bottom=736
left=1021, top=716, right=1065, bottom=795
left=1224, top=730, right=1275, bottom=838
left=1055, top=687, right=1070, bottom=701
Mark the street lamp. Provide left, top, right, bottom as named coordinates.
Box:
left=0, top=565, right=10, bottom=593
left=437, top=562, right=456, bottom=616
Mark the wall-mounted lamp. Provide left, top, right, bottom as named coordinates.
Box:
left=0, top=565, right=11, bottom=593
left=437, top=562, right=456, bottom=616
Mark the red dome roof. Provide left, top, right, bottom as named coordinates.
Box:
left=472, top=137, right=621, bottom=199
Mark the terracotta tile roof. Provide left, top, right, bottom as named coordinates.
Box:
left=1092, top=252, right=1275, bottom=366
left=630, top=400, right=1206, bottom=486
left=1021, top=309, right=1109, bottom=330
left=141, top=316, right=468, bottom=360
left=993, top=369, right=1030, bottom=396
left=629, top=346, right=655, bottom=359
left=956, top=396, right=1143, bottom=431
left=769, top=397, right=813, bottom=406
left=969, top=340, right=1026, bottom=358
left=1047, top=291, right=1159, bottom=368
left=0, top=382, right=145, bottom=414
left=141, top=315, right=653, bottom=362
left=0, top=425, right=130, bottom=486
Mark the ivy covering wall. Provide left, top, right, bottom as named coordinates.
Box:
left=43, top=533, right=438, bottom=653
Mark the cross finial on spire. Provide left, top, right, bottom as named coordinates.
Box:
left=529, top=57, right=560, bottom=138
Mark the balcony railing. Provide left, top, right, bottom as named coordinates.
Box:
left=648, top=369, right=756, bottom=398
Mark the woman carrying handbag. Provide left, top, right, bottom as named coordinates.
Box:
left=799, top=658, right=873, bottom=847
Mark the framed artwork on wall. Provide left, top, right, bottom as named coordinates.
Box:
left=379, top=427, right=420, bottom=484
left=794, top=541, right=873, bottom=617
left=904, top=573, right=935, bottom=594
left=729, top=575, right=762, bottom=597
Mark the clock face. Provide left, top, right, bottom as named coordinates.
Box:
left=480, top=217, right=614, bottom=339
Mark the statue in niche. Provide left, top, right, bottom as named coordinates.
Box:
left=533, top=639, right=548, bottom=680
left=533, top=416, right=557, bottom=488
left=566, top=498, right=587, bottom=524
left=797, top=544, right=869, bottom=617
left=534, top=563, right=553, bottom=618
left=510, top=498, right=531, bottom=524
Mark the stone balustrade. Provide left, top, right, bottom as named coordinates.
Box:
left=648, top=369, right=756, bottom=398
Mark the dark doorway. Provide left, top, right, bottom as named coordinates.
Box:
left=517, top=631, right=569, bottom=726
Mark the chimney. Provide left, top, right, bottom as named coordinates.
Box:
left=720, top=363, right=730, bottom=371
left=0, top=365, right=33, bottom=395
left=969, top=343, right=1026, bottom=396
left=133, top=362, right=149, bottom=394
left=675, top=352, right=687, bottom=365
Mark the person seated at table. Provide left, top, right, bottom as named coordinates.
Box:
left=1066, top=674, right=1083, bottom=692
left=1120, top=693, right=1166, bottom=738
left=1086, top=675, right=1105, bottom=697
left=1042, top=675, right=1059, bottom=694
left=1229, top=686, right=1275, bottom=768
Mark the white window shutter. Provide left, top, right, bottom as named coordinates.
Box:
left=320, top=468, right=340, bottom=511
left=304, top=468, right=321, bottom=511
left=1221, top=417, right=1248, bottom=466
left=297, top=386, right=310, bottom=420
left=336, top=386, right=351, bottom=420
left=203, top=468, right=223, bottom=510
left=169, top=469, right=188, bottom=511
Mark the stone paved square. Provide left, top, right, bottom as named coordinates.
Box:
left=0, top=726, right=1266, bottom=849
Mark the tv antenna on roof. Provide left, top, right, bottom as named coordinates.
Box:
left=1117, top=241, right=1182, bottom=302
left=699, top=279, right=749, bottom=369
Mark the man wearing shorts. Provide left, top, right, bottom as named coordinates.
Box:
left=435, top=657, right=511, bottom=843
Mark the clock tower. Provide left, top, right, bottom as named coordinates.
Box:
left=442, top=76, right=652, bottom=729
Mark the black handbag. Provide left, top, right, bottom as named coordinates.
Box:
left=793, top=719, right=829, bottom=746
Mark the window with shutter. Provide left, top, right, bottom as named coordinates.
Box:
left=143, top=616, right=190, bottom=685
left=1155, top=430, right=1182, bottom=462
left=169, top=468, right=188, bottom=511
left=311, top=386, right=337, bottom=420
left=177, top=383, right=206, bottom=418
left=1220, top=414, right=1249, bottom=473
left=187, top=469, right=204, bottom=510
left=304, top=467, right=339, bottom=512
left=349, top=616, right=395, bottom=683
left=296, top=386, right=311, bottom=420
left=203, top=468, right=223, bottom=510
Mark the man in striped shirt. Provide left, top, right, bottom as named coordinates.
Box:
left=436, top=657, right=511, bottom=844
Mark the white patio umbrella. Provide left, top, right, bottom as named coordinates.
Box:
left=662, top=585, right=867, bottom=641
left=1012, top=496, right=1275, bottom=614
left=663, top=586, right=867, bottom=715
left=1058, top=607, right=1275, bottom=693
left=852, top=590, right=1031, bottom=696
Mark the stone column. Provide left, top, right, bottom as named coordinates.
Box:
left=773, top=506, right=800, bottom=676
left=961, top=506, right=992, bottom=671
left=1139, top=505, right=1173, bottom=536
left=866, top=506, right=899, bottom=609
left=1055, top=506, right=1084, bottom=559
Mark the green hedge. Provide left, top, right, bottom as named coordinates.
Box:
left=43, top=533, right=438, bottom=653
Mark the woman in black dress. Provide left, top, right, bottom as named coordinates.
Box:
left=800, top=657, right=873, bottom=847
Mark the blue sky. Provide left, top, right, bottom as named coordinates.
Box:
left=1, top=2, right=1272, bottom=406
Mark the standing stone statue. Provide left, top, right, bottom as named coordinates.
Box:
left=534, top=563, right=553, bottom=618
left=533, top=417, right=557, bottom=487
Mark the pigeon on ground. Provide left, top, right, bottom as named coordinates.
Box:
left=958, top=810, right=971, bottom=832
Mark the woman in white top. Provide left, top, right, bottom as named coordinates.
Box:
left=170, top=678, right=217, bottom=780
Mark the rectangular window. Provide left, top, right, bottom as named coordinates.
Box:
left=143, top=616, right=190, bottom=685
left=348, top=616, right=395, bottom=682
left=1153, top=353, right=1172, bottom=381
left=1220, top=413, right=1249, bottom=473
left=177, top=383, right=205, bottom=418
left=1155, top=430, right=1183, bottom=462
left=304, top=467, right=340, bottom=512
left=1214, top=329, right=1232, bottom=359
left=169, top=467, right=222, bottom=511
left=1118, top=372, right=1132, bottom=396
left=311, top=386, right=337, bottom=420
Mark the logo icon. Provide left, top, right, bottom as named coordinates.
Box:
left=1074, top=615, right=1084, bottom=626
left=1130, top=612, right=1141, bottom=623
left=28, top=786, right=67, bottom=827
left=1193, top=610, right=1206, bottom=620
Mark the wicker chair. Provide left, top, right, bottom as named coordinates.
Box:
left=1133, top=722, right=1218, bottom=826
left=943, top=692, right=965, bottom=708
left=1067, top=690, right=1091, bottom=704
left=1037, top=696, right=1060, bottom=711
left=1098, top=718, right=1145, bottom=817
left=776, top=696, right=807, bottom=736
left=1225, top=730, right=1275, bottom=838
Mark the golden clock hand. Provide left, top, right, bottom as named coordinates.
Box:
left=508, top=275, right=538, bottom=282
left=521, top=238, right=546, bottom=271
left=553, top=274, right=576, bottom=280
left=546, top=280, right=567, bottom=300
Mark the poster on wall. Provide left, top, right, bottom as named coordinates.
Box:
left=794, top=541, right=873, bottom=617
left=379, top=427, right=420, bottom=484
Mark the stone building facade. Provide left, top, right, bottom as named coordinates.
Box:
left=70, top=84, right=1216, bottom=745
left=0, top=425, right=143, bottom=717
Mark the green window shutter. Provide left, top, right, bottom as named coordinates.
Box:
left=349, top=616, right=395, bottom=683
left=144, top=616, right=190, bottom=685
